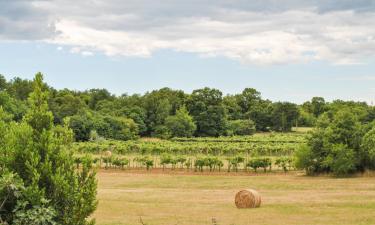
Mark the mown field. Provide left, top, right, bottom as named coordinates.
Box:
left=94, top=171, right=375, bottom=225
left=77, top=130, right=375, bottom=225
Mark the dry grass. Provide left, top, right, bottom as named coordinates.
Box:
left=94, top=171, right=375, bottom=225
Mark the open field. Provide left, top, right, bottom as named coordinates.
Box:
left=94, top=171, right=375, bottom=225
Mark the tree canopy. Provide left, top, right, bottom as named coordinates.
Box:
left=0, top=73, right=374, bottom=141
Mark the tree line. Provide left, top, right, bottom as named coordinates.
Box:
left=0, top=74, right=374, bottom=142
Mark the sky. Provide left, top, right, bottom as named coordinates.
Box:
left=1, top=0, right=375, bottom=104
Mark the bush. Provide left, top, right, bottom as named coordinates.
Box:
left=0, top=74, right=97, bottom=224
left=295, top=109, right=367, bottom=176
left=247, top=158, right=272, bottom=172
left=324, top=144, right=356, bottom=176
left=361, top=126, right=375, bottom=169
left=227, top=156, right=245, bottom=172
left=69, top=113, right=139, bottom=142
left=294, top=145, right=316, bottom=175
left=227, top=119, right=256, bottom=136
left=152, top=125, right=171, bottom=139
left=165, top=106, right=196, bottom=137
left=275, top=157, right=293, bottom=172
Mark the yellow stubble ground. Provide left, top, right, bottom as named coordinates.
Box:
left=94, top=171, right=375, bottom=225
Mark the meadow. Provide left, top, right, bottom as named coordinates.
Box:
left=94, top=171, right=375, bottom=225
left=78, top=131, right=375, bottom=225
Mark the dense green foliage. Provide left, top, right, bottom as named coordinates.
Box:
left=295, top=108, right=375, bottom=176
left=0, top=73, right=97, bottom=224
left=2, top=73, right=374, bottom=141
left=165, top=106, right=196, bottom=137
left=2, top=73, right=357, bottom=141
left=227, top=119, right=256, bottom=136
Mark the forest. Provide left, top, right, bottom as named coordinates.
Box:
left=1, top=73, right=374, bottom=141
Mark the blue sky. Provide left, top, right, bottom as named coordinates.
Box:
left=1, top=0, right=375, bottom=104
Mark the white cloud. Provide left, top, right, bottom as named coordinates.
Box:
left=81, top=51, right=93, bottom=56
left=2, top=0, right=375, bottom=65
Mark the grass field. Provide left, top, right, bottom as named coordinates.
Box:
left=94, top=171, right=375, bottom=225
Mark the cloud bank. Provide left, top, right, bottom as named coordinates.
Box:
left=1, top=0, right=375, bottom=65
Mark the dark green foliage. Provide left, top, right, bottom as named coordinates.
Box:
left=325, top=144, right=356, bottom=176
left=271, top=102, right=299, bottom=132
left=101, top=116, right=139, bottom=140
left=0, top=74, right=7, bottom=91
left=227, top=119, right=256, bottom=136
left=236, top=88, right=273, bottom=131
left=87, top=89, right=114, bottom=110
left=143, top=88, right=186, bottom=135
left=297, top=108, right=316, bottom=127
left=295, top=109, right=373, bottom=176
left=0, top=73, right=97, bottom=225
left=247, top=158, right=272, bottom=172
left=152, top=125, right=171, bottom=139
left=7, top=77, right=34, bottom=101
left=165, top=106, right=196, bottom=137
left=360, top=126, right=375, bottom=169
left=69, top=112, right=139, bottom=141
left=117, top=105, right=147, bottom=135
left=1, top=73, right=375, bottom=144
left=49, top=90, right=87, bottom=124
left=194, top=156, right=223, bottom=172
left=69, top=113, right=93, bottom=141
left=302, top=97, right=327, bottom=118
left=227, top=156, right=245, bottom=172
left=12, top=198, right=56, bottom=225
left=0, top=91, right=27, bottom=121
left=187, top=88, right=227, bottom=137
left=112, top=157, right=130, bottom=169
left=133, top=156, right=154, bottom=170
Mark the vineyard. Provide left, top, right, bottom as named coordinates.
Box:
left=73, top=132, right=306, bottom=173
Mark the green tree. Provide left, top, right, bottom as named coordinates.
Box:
left=0, top=74, right=7, bottom=91
left=227, top=119, right=256, bottom=136
left=187, top=88, right=227, bottom=136
left=101, top=116, right=139, bottom=140
left=143, top=88, right=185, bottom=135
left=7, top=77, right=34, bottom=101
left=236, top=88, right=262, bottom=113
left=310, top=97, right=327, bottom=117
left=69, top=112, right=94, bottom=141
left=271, top=102, right=299, bottom=132
left=223, top=95, right=242, bottom=120
left=361, top=125, right=375, bottom=169
left=0, top=73, right=97, bottom=224
left=49, top=89, right=87, bottom=123
left=0, top=91, right=27, bottom=121
left=295, top=109, right=365, bottom=176
left=165, top=106, right=196, bottom=137
left=87, top=89, right=113, bottom=110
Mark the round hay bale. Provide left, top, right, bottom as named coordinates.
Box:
left=235, top=189, right=261, bottom=208
left=104, top=150, right=112, bottom=157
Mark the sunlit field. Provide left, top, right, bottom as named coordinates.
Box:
left=94, top=171, right=375, bottom=225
